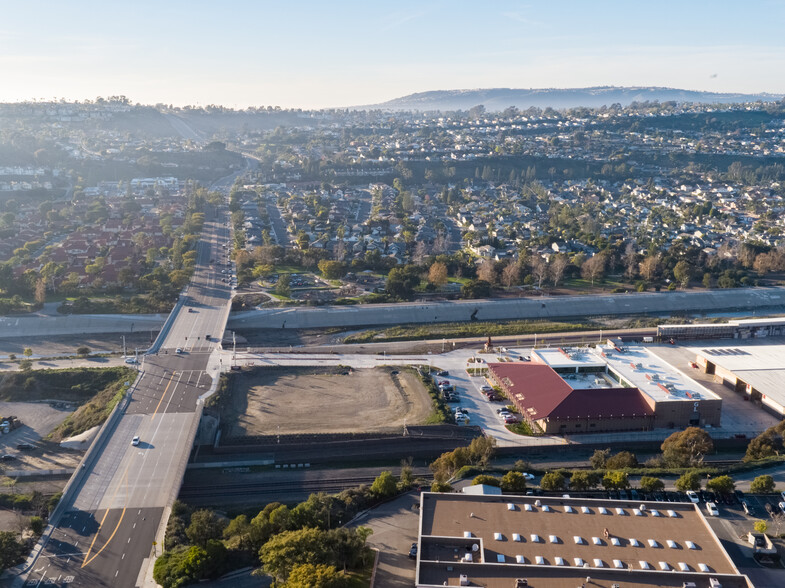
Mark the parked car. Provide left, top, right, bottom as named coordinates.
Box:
left=436, top=371, right=449, bottom=377
left=16, top=443, right=34, bottom=450
left=1, top=455, right=16, bottom=461
left=742, top=500, right=753, bottom=515
left=521, top=473, right=536, bottom=481
left=502, top=414, right=518, bottom=424
left=176, top=348, right=183, bottom=354
left=408, top=543, right=418, bottom=559
left=686, top=491, right=699, bottom=503
left=706, top=502, right=719, bottom=516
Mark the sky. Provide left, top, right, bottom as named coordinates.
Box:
left=1, top=0, right=784, bottom=109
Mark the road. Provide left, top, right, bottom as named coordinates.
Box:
left=13, top=201, right=235, bottom=587
left=265, top=202, right=290, bottom=247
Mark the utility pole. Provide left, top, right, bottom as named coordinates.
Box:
left=122, top=335, right=126, bottom=357
left=232, top=331, right=236, bottom=366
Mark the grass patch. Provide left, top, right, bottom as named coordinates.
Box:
left=342, top=559, right=374, bottom=588
left=344, top=319, right=596, bottom=344
left=415, top=366, right=453, bottom=424
left=0, top=367, right=140, bottom=441
left=506, top=421, right=536, bottom=436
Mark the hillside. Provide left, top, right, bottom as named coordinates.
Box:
left=358, top=86, right=783, bottom=112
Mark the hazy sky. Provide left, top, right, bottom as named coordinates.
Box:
left=1, top=0, right=784, bottom=108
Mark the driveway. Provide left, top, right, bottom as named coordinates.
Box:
left=353, top=491, right=421, bottom=588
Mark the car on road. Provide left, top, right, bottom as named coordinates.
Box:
left=205, top=334, right=211, bottom=340
left=131, top=436, right=140, bottom=446
left=408, top=542, right=417, bottom=559
left=16, top=443, right=34, bottom=451
left=686, top=491, right=699, bottom=503
left=1, top=454, right=16, bottom=461
left=706, top=502, right=719, bottom=516
left=187, top=308, right=195, bottom=313
left=436, top=370, right=449, bottom=376
left=124, top=357, right=138, bottom=364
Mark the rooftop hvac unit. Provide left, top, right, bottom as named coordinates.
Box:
left=459, top=574, right=469, bottom=586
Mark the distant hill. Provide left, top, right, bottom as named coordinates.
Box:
left=357, top=86, right=784, bottom=112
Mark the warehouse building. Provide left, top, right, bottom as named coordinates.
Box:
left=487, top=344, right=721, bottom=434
left=658, top=317, right=785, bottom=341
left=415, top=492, right=751, bottom=587
left=692, top=343, right=785, bottom=417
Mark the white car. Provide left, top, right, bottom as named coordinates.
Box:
left=778, top=501, right=785, bottom=513
left=686, top=491, right=699, bottom=503
left=706, top=502, right=719, bottom=516
left=521, top=473, right=536, bottom=481
left=131, top=436, right=140, bottom=446
left=124, top=357, right=138, bottom=364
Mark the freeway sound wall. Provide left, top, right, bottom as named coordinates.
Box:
left=228, top=287, right=785, bottom=330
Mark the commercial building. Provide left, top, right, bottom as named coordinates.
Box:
left=692, top=343, right=785, bottom=417
left=487, top=344, right=721, bottom=434
left=415, top=492, right=751, bottom=588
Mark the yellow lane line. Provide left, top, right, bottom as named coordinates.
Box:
left=81, top=371, right=179, bottom=568
left=81, top=468, right=129, bottom=567
left=152, top=372, right=177, bottom=418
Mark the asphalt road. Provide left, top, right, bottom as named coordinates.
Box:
left=14, top=205, right=235, bottom=588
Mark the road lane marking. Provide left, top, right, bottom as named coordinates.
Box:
left=152, top=372, right=178, bottom=418
left=81, top=467, right=129, bottom=568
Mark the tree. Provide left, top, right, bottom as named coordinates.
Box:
left=275, top=274, right=291, bottom=298
left=675, top=470, right=701, bottom=491
left=501, top=471, right=527, bottom=492
left=461, top=279, right=491, bottom=299
left=370, top=471, right=398, bottom=498
left=19, top=359, right=32, bottom=371
left=750, top=475, right=776, bottom=494
left=570, top=471, right=597, bottom=491
left=285, top=563, right=345, bottom=588
left=0, top=531, right=25, bottom=572
left=29, top=515, right=43, bottom=535
left=661, top=427, right=714, bottom=467
left=430, top=481, right=453, bottom=492
left=472, top=475, right=501, bottom=487
left=706, top=475, right=735, bottom=495
left=385, top=266, right=420, bottom=301
left=639, top=476, right=665, bottom=493
left=605, top=451, right=638, bottom=470
left=23, top=348, right=32, bottom=358
left=754, top=520, right=768, bottom=534
left=502, top=261, right=521, bottom=288
left=530, top=256, right=548, bottom=288
left=186, top=509, right=226, bottom=548
left=318, top=260, right=347, bottom=280
left=428, top=262, right=448, bottom=287
left=549, top=254, right=569, bottom=287
left=639, top=255, right=662, bottom=282
left=673, top=260, right=692, bottom=288
left=477, top=260, right=496, bottom=284
left=260, top=528, right=335, bottom=583
left=76, top=346, right=90, bottom=357
left=540, top=472, right=566, bottom=492
left=581, top=254, right=606, bottom=286
left=590, top=448, right=610, bottom=470
left=468, top=436, right=497, bottom=468
left=602, top=471, right=630, bottom=490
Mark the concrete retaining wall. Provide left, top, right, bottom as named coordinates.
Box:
left=228, top=287, right=785, bottom=330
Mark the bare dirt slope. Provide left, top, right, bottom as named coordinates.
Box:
left=222, top=366, right=432, bottom=437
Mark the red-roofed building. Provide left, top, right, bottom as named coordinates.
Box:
left=487, top=363, right=655, bottom=434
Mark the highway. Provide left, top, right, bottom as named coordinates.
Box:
left=14, top=200, right=235, bottom=587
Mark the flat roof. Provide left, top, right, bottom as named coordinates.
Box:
left=692, top=343, right=785, bottom=408
left=532, top=347, right=606, bottom=369
left=418, top=493, right=747, bottom=588
left=603, top=345, right=720, bottom=403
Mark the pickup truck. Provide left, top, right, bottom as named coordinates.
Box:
left=747, top=532, right=777, bottom=554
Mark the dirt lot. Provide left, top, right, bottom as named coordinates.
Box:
left=221, top=366, right=433, bottom=437
left=0, top=401, right=84, bottom=473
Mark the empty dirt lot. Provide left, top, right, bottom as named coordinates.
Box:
left=221, top=366, right=433, bottom=437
